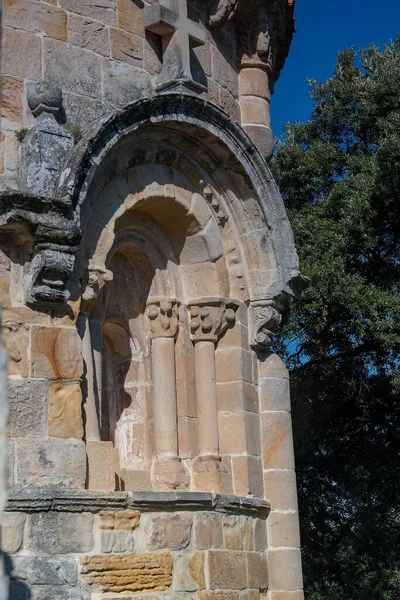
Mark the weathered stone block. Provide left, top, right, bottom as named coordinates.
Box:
left=27, top=556, right=77, bottom=585
left=117, top=0, right=146, bottom=36
left=193, top=512, right=223, bottom=550
left=173, top=552, right=205, bottom=591
left=16, top=438, right=86, bottom=487
left=268, top=592, right=304, bottom=600
left=261, top=413, right=295, bottom=470
left=259, top=378, right=291, bottom=412
left=1, top=512, right=26, bottom=554
left=218, top=411, right=260, bottom=456
left=99, top=510, right=140, bottom=530
left=211, top=45, right=238, bottom=98
left=101, top=59, right=151, bottom=107
left=241, top=97, right=270, bottom=126
left=26, top=512, right=94, bottom=554
left=3, top=321, right=29, bottom=376
left=254, top=518, right=267, bottom=552
left=267, top=549, right=303, bottom=592
left=217, top=381, right=258, bottom=414
left=246, top=552, right=268, bottom=591
left=33, top=589, right=87, bottom=600
left=59, top=0, right=117, bottom=26
left=2, top=27, right=42, bottom=79
left=199, top=594, right=239, bottom=600
left=110, top=27, right=143, bottom=66
left=87, top=440, right=115, bottom=491
left=0, top=76, right=23, bottom=125
left=267, top=511, right=301, bottom=549
left=48, top=381, right=83, bottom=439
left=143, top=512, right=192, bottom=551
left=67, top=14, right=110, bottom=56
left=222, top=515, right=253, bottom=551
left=31, top=326, right=83, bottom=379
left=101, top=530, right=133, bottom=553
left=258, top=354, right=289, bottom=380
left=216, top=348, right=253, bottom=384
left=62, top=92, right=107, bottom=131
left=4, top=0, right=67, bottom=40
left=82, top=553, right=172, bottom=593
left=9, top=379, right=47, bottom=438
left=232, top=455, right=264, bottom=498
left=263, top=470, right=299, bottom=512
left=44, top=39, right=101, bottom=100
left=207, top=550, right=247, bottom=590
left=219, top=87, right=241, bottom=123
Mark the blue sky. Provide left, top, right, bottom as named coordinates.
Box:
left=272, top=0, right=400, bottom=139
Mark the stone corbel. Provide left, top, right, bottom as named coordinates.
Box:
left=25, top=248, right=76, bottom=307
left=249, top=299, right=283, bottom=350
left=80, top=266, right=114, bottom=316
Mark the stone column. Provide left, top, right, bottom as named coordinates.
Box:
left=250, top=301, right=304, bottom=600
left=147, top=298, right=189, bottom=490
left=188, top=298, right=238, bottom=492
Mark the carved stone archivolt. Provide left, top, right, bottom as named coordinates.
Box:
left=249, top=299, right=283, bottom=350
left=188, top=298, right=238, bottom=344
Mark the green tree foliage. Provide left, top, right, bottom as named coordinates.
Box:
left=270, top=39, right=400, bottom=599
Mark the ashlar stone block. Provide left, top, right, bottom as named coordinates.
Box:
left=59, top=0, right=117, bottom=26
left=267, top=511, right=301, bottom=549
left=26, top=556, right=77, bottom=585
left=67, top=14, right=110, bottom=56
left=261, top=413, right=295, bottom=470
left=4, top=0, right=67, bottom=40
left=99, top=510, right=140, bottom=531
left=9, top=378, right=47, bottom=438
left=101, top=530, right=133, bottom=553
left=222, top=515, right=253, bottom=551
left=246, top=552, right=269, bottom=591
left=2, top=27, right=42, bottom=80
left=82, top=553, right=172, bottom=593
left=26, top=512, right=94, bottom=554
left=173, top=552, right=206, bottom=591
left=193, top=512, right=223, bottom=550
left=48, top=381, right=83, bottom=439
left=0, top=75, right=24, bottom=126
left=110, top=27, right=143, bottom=66
left=263, top=470, right=299, bottom=512
left=31, top=326, right=83, bottom=379
left=207, top=550, right=247, bottom=590
left=143, top=512, right=192, bottom=551
left=117, top=0, right=146, bottom=37
left=267, top=549, right=303, bottom=592
left=1, top=512, right=26, bottom=554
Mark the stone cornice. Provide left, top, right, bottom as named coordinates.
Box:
left=6, top=486, right=271, bottom=518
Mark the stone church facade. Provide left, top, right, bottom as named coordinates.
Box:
left=0, top=0, right=305, bottom=599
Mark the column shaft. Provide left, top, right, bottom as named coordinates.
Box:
left=195, top=340, right=219, bottom=456
left=152, top=336, right=178, bottom=457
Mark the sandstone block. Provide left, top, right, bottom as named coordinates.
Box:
left=27, top=556, right=77, bottom=585
left=267, top=511, right=301, bottom=549
left=101, top=530, right=133, bottom=553
left=207, top=550, right=247, bottom=590
left=211, top=45, right=238, bottom=98
left=44, top=39, right=101, bottom=100
left=219, top=87, right=241, bottom=123
left=110, top=27, right=143, bottom=66
left=263, top=470, right=299, bottom=512
left=259, top=378, right=291, bottom=412
left=16, top=438, right=86, bottom=487
left=267, top=548, right=303, bottom=592
left=4, top=0, right=67, bottom=40
left=2, top=27, right=41, bottom=79
left=199, top=594, right=239, bottom=600
left=48, top=381, right=83, bottom=439
left=0, top=134, right=4, bottom=175
left=59, top=0, right=117, bottom=25
left=254, top=518, right=267, bottom=552
left=100, top=510, right=140, bottom=531
left=82, top=553, right=172, bottom=593
left=173, top=552, right=206, bottom=591
left=1, top=512, right=26, bottom=554
left=222, top=515, right=253, bottom=551
left=121, top=468, right=152, bottom=491
left=143, top=512, right=192, bottom=551
left=102, top=59, right=151, bottom=107
left=87, top=440, right=115, bottom=491
left=241, top=97, right=270, bottom=126
left=67, top=14, right=110, bottom=56
left=32, top=589, right=87, bottom=600
left=193, top=42, right=211, bottom=77
left=26, top=512, right=94, bottom=554
left=117, top=0, right=146, bottom=36
left=261, top=413, right=295, bottom=470
left=9, top=378, right=47, bottom=438
left=258, top=354, right=289, bottom=379
left=3, top=321, right=29, bottom=376
left=232, top=455, right=264, bottom=498
left=247, top=552, right=269, bottom=591
left=218, top=411, right=261, bottom=456
left=193, top=512, right=223, bottom=550
left=0, top=76, right=23, bottom=125
left=216, top=348, right=253, bottom=384
left=268, top=592, right=304, bottom=600
left=239, top=68, right=270, bottom=99
left=31, top=326, right=83, bottom=379
left=217, top=381, right=258, bottom=413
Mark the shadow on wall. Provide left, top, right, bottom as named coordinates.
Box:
left=2, top=551, right=31, bottom=599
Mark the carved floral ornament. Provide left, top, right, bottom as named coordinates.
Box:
left=146, top=298, right=180, bottom=339
left=249, top=299, right=283, bottom=350
left=188, top=298, right=238, bottom=343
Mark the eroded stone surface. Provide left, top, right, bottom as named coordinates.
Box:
left=9, top=379, right=47, bottom=438
left=26, top=512, right=94, bottom=554
left=82, top=553, right=172, bottom=593
left=48, top=381, right=83, bottom=439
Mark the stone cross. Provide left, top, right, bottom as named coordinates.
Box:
left=144, top=0, right=206, bottom=90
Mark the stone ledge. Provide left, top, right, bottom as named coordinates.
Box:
left=6, top=486, right=270, bottom=518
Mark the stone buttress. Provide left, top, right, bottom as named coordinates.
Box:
left=0, top=1, right=305, bottom=599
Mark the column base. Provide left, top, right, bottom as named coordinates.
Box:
left=152, top=456, right=190, bottom=490
left=193, top=455, right=224, bottom=493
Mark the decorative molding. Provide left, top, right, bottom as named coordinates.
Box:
left=249, top=299, right=282, bottom=349
left=188, top=298, right=238, bottom=343
left=146, top=298, right=180, bottom=339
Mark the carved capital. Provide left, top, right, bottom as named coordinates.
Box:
left=80, top=266, right=113, bottom=315
left=146, top=297, right=180, bottom=339
left=249, top=300, right=282, bottom=350
left=25, top=248, right=76, bottom=307
left=188, top=298, right=238, bottom=343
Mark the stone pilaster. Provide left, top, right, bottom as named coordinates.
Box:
left=147, top=298, right=189, bottom=490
